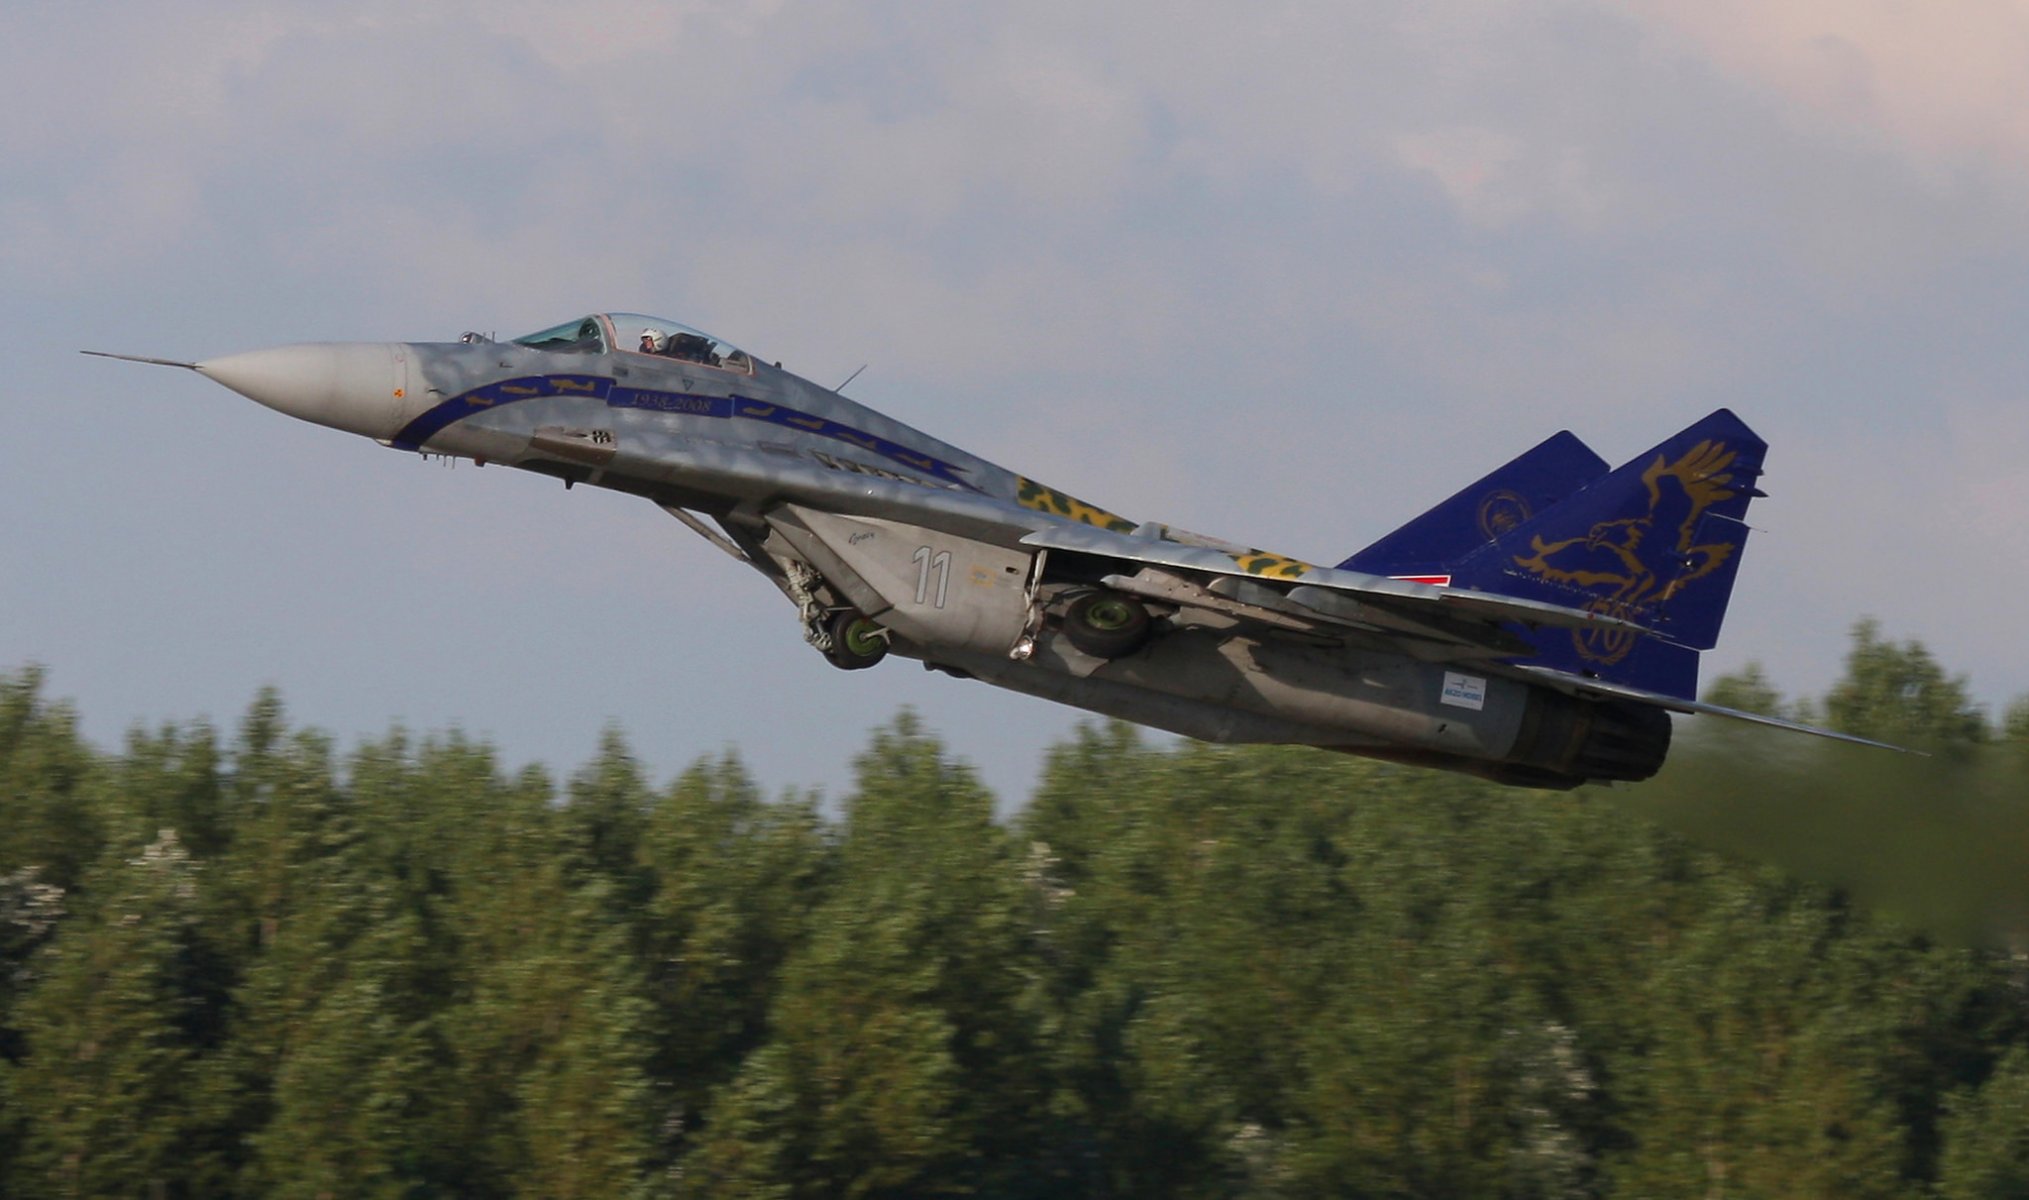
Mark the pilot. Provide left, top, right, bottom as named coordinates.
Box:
left=638, top=329, right=665, bottom=354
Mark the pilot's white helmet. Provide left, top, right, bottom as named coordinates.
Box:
left=640, top=329, right=664, bottom=350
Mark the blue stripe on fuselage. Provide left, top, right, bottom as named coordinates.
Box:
left=388, top=374, right=615, bottom=450
left=721, top=395, right=976, bottom=489
left=389, top=374, right=976, bottom=490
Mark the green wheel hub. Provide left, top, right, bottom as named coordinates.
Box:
left=1083, top=599, right=1139, bottom=631
left=1062, top=590, right=1154, bottom=659
left=824, top=610, right=889, bottom=670
left=839, top=619, right=884, bottom=657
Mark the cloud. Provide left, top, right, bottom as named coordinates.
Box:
left=1392, top=127, right=1622, bottom=232
left=1636, top=0, right=2029, bottom=182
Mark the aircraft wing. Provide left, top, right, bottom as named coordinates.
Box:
left=1019, top=523, right=1657, bottom=658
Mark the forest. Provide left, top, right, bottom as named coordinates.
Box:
left=2, top=619, right=2027, bottom=1198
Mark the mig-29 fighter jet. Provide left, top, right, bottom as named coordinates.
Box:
left=89, top=312, right=1888, bottom=789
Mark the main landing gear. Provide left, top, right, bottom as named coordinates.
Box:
left=810, top=590, right=1158, bottom=671
left=1061, top=590, right=1153, bottom=659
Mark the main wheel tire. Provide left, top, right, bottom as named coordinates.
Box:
left=1062, top=591, right=1153, bottom=659
left=824, top=610, right=889, bottom=670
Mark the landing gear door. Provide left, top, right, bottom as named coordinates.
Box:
left=789, top=509, right=1033, bottom=655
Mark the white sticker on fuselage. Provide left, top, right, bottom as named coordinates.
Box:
left=1440, top=672, right=1487, bottom=711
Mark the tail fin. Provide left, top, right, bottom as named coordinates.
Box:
left=1354, top=410, right=1767, bottom=699
left=1338, top=430, right=1609, bottom=582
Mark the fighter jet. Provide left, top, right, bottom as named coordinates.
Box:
left=88, top=312, right=1890, bottom=788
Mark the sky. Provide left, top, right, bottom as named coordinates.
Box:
left=5, top=1, right=2027, bottom=805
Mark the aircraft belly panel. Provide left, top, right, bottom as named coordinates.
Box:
left=789, top=508, right=1033, bottom=657
left=929, top=647, right=1372, bottom=748
left=1068, top=629, right=1528, bottom=759
left=1234, top=640, right=1528, bottom=757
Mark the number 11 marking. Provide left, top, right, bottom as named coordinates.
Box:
left=913, top=546, right=952, bottom=608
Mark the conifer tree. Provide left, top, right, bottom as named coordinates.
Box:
left=0, top=669, right=90, bottom=1173
left=636, top=752, right=831, bottom=1163
left=5, top=830, right=212, bottom=1197
left=503, top=884, right=656, bottom=1200
left=684, top=714, right=1047, bottom=1197
left=440, top=842, right=656, bottom=1195
left=0, top=667, right=102, bottom=895
left=250, top=905, right=460, bottom=1198
left=209, top=702, right=386, bottom=1196
left=559, top=728, right=652, bottom=906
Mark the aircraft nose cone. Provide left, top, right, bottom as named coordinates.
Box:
left=197, top=343, right=409, bottom=438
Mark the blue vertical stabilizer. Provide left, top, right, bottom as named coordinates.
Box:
left=1339, top=430, right=1609, bottom=581
left=1346, top=411, right=1767, bottom=699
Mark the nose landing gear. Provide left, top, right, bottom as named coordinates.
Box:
left=824, top=610, right=890, bottom=670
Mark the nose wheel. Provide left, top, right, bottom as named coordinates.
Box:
left=824, top=610, right=890, bottom=670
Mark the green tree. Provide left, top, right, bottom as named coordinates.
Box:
left=505, top=887, right=656, bottom=1200
left=1605, top=878, right=1904, bottom=1197
left=6, top=665, right=2028, bottom=1197
left=0, top=671, right=92, bottom=1180
left=441, top=865, right=656, bottom=1198
left=250, top=905, right=460, bottom=1198
left=1939, top=1045, right=2029, bottom=1200
left=559, top=728, right=652, bottom=905
left=397, top=741, right=571, bottom=1197
left=4, top=830, right=214, bottom=1197
left=1702, top=660, right=1788, bottom=717
left=209, top=703, right=389, bottom=1197
left=1824, top=619, right=1987, bottom=746
left=635, top=753, right=831, bottom=1164
left=2001, top=696, right=2029, bottom=744
left=0, top=667, right=101, bottom=896
left=684, top=714, right=1047, bottom=1198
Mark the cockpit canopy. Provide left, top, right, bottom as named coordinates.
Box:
left=511, top=313, right=756, bottom=375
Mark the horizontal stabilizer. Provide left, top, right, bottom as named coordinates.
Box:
left=1511, top=666, right=1918, bottom=754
